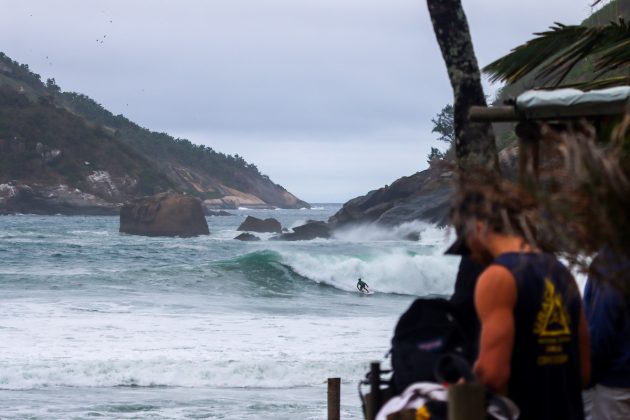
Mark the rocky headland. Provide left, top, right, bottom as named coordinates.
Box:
left=0, top=182, right=119, bottom=215
left=232, top=164, right=459, bottom=242
left=328, top=165, right=454, bottom=230
left=0, top=53, right=309, bottom=215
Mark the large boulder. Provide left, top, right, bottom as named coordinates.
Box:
left=120, top=192, right=209, bottom=237
left=237, top=216, right=282, bottom=233
left=274, top=220, right=331, bottom=241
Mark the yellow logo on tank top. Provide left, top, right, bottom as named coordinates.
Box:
left=534, top=278, right=571, bottom=365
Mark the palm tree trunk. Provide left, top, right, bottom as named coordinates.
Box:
left=426, top=0, right=499, bottom=174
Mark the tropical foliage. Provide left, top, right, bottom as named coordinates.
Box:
left=431, top=104, right=455, bottom=145
left=427, top=104, right=455, bottom=164
left=484, top=19, right=630, bottom=89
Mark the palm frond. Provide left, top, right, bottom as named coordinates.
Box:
left=561, top=75, right=630, bottom=90
left=483, top=20, right=630, bottom=89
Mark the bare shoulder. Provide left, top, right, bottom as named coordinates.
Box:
left=475, top=264, right=517, bottom=315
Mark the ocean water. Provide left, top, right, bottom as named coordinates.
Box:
left=0, top=205, right=460, bottom=419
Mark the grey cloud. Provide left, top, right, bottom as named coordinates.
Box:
left=0, top=0, right=591, bottom=201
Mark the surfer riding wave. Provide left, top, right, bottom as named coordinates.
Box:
left=356, top=278, right=370, bottom=293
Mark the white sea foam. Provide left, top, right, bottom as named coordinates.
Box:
left=69, top=230, right=110, bottom=236
left=0, top=358, right=372, bottom=390
left=0, top=267, right=92, bottom=276
left=210, top=229, right=276, bottom=241
left=289, top=219, right=309, bottom=229
left=159, top=243, right=208, bottom=251
left=0, top=300, right=395, bottom=390
left=333, top=220, right=452, bottom=246
left=278, top=248, right=458, bottom=296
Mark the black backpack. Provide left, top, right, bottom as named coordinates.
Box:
left=390, top=297, right=475, bottom=393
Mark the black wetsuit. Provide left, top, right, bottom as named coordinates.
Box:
left=357, top=280, right=368, bottom=292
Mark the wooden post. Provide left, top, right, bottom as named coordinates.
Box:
left=327, top=377, right=340, bottom=420
left=369, top=362, right=381, bottom=420
left=448, top=383, right=485, bottom=420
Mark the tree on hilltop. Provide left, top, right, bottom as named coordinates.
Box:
left=426, top=104, right=455, bottom=164
left=46, top=78, right=61, bottom=94
left=431, top=104, right=455, bottom=145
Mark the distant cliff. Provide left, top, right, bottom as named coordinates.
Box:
left=328, top=165, right=454, bottom=229
left=0, top=53, right=309, bottom=215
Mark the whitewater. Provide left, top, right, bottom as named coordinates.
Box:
left=0, top=205, right=460, bottom=419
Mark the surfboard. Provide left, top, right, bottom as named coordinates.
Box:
left=358, top=289, right=374, bottom=295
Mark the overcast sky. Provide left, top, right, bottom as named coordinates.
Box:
left=0, top=1, right=594, bottom=202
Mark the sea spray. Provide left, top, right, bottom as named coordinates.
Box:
left=277, top=248, right=458, bottom=295
left=332, top=220, right=453, bottom=246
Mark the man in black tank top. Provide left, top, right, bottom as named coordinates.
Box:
left=449, top=185, right=591, bottom=420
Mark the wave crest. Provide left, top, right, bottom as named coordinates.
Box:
left=278, top=249, right=457, bottom=296
left=0, top=358, right=372, bottom=390
left=216, top=246, right=457, bottom=296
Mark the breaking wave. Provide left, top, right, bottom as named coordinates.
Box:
left=215, top=244, right=458, bottom=296
left=278, top=249, right=457, bottom=296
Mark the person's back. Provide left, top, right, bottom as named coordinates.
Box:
left=494, top=252, right=585, bottom=420
left=448, top=183, right=589, bottom=420
left=583, top=251, right=630, bottom=419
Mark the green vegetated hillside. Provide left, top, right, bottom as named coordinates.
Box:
left=0, top=86, right=171, bottom=195
left=583, top=0, right=630, bottom=27
left=0, top=52, right=309, bottom=214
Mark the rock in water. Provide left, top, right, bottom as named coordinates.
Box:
left=234, top=233, right=261, bottom=241
left=275, top=220, right=331, bottom=241
left=120, top=192, right=209, bottom=237
left=206, top=209, right=234, bottom=216
left=237, top=216, right=282, bottom=233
